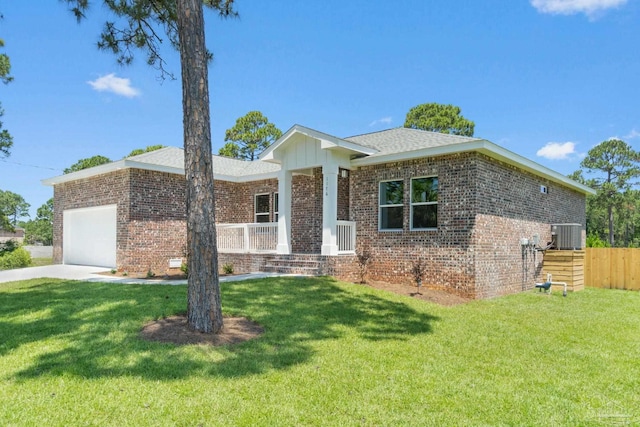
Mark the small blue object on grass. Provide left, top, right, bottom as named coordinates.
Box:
left=535, top=281, right=552, bottom=293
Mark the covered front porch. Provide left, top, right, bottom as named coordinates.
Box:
left=258, top=125, right=375, bottom=256
left=216, top=221, right=356, bottom=255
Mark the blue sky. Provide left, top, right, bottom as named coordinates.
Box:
left=1, top=0, right=639, bottom=218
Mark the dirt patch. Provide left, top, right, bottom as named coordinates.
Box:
left=99, top=270, right=188, bottom=280
left=361, top=280, right=471, bottom=306
left=140, top=315, right=264, bottom=346
left=99, top=270, right=233, bottom=280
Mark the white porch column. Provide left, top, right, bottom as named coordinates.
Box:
left=321, top=165, right=339, bottom=255
left=276, top=169, right=292, bottom=254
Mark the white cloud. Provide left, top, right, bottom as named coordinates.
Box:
left=530, top=0, right=627, bottom=16
left=624, top=129, right=640, bottom=139
left=88, top=73, right=141, bottom=98
left=369, top=116, right=393, bottom=127
left=536, top=141, right=576, bottom=160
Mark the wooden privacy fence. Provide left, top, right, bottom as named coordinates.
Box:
left=585, top=248, right=640, bottom=290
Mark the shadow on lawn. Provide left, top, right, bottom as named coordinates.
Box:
left=1, top=277, right=437, bottom=380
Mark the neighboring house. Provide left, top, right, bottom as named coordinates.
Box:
left=42, top=125, right=594, bottom=298
left=0, top=227, right=25, bottom=244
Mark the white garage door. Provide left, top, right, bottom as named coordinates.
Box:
left=63, top=205, right=117, bottom=268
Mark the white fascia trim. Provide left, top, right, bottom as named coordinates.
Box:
left=214, top=171, right=280, bottom=183
left=41, top=159, right=185, bottom=186
left=350, top=139, right=485, bottom=167
left=294, top=125, right=377, bottom=155
left=43, top=159, right=279, bottom=186
left=42, top=159, right=126, bottom=186
left=476, top=143, right=595, bottom=195
left=260, top=125, right=299, bottom=161
left=125, top=160, right=184, bottom=176
left=351, top=139, right=595, bottom=196
left=260, top=124, right=378, bottom=162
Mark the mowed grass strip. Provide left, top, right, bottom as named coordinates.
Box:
left=1, top=277, right=639, bottom=426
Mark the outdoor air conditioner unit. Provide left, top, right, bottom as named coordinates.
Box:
left=551, top=223, right=582, bottom=250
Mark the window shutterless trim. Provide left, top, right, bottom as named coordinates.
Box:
left=254, top=193, right=270, bottom=223
left=410, top=176, right=438, bottom=231
left=379, top=179, right=404, bottom=231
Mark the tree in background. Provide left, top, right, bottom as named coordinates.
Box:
left=0, top=37, right=13, bottom=158
left=64, top=146, right=167, bottom=173
left=219, top=111, right=282, bottom=160
left=22, top=198, right=53, bottom=245
left=126, top=144, right=166, bottom=157
left=577, top=139, right=640, bottom=247
left=568, top=170, right=606, bottom=245
left=404, top=103, right=475, bottom=137
left=616, top=189, right=640, bottom=247
left=63, top=0, right=237, bottom=333
left=0, top=190, right=30, bottom=227
left=63, top=155, right=112, bottom=174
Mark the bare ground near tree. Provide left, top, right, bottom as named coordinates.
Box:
left=140, top=316, right=264, bottom=346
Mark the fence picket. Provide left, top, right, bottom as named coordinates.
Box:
left=585, top=248, right=640, bottom=290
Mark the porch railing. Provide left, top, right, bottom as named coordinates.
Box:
left=216, top=223, right=278, bottom=253
left=216, top=221, right=356, bottom=254
left=337, top=220, right=356, bottom=254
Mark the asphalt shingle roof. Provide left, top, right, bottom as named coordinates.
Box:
left=344, top=127, right=482, bottom=157
left=128, top=129, right=482, bottom=174
left=128, top=146, right=280, bottom=176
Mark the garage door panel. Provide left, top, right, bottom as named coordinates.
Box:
left=63, top=205, right=117, bottom=268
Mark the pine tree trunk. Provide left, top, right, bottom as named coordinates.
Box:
left=608, top=204, right=615, bottom=247
left=176, top=0, right=223, bottom=333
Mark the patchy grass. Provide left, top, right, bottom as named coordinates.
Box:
left=29, top=257, right=53, bottom=267
left=1, top=277, right=639, bottom=426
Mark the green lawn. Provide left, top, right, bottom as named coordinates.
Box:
left=1, top=277, right=638, bottom=426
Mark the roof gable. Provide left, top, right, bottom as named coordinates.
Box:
left=260, top=124, right=377, bottom=163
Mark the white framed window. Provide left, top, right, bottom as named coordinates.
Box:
left=379, top=180, right=404, bottom=231
left=255, top=193, right=270, bottom=223
left=273, top=192, right=279, bottom=222
left=410, top=176, right=438, bottom=230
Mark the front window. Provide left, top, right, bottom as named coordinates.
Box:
left=379, top=180, right=404, bottom=230
left=255, top=194, right=270, bottom=223
left=411, top=177, right=438, bottom=229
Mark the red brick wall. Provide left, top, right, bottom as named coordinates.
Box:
left=472, top=154, right=586, bottom=298
left=53, top=169, right=277, bottom=273
left=338, top=168, right=350, bottom=221
left=52, top=169, right=131, bottom=266
left=291, top=169, right=323, bottom=253
left=349, top=152, right=587, bottom=299
left=350, top=154, right=476, bottom=297
left=121, top=169, right=187, bottom=273
left=215, top=179, right=278, bottom=223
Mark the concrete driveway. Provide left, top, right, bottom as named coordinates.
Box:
left=0, top=265, right=112, bottom=283
left=0, top=264, right=291, bottom=284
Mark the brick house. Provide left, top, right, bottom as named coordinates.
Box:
left=43, top=125, right=593, bottom=298
left=0, top=227, right=25, bottom=244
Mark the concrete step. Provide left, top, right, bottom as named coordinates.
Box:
left=262, top=254, right=328, bottom=276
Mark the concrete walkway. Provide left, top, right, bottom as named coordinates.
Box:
left=0, top=264, right=292, bottom=284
